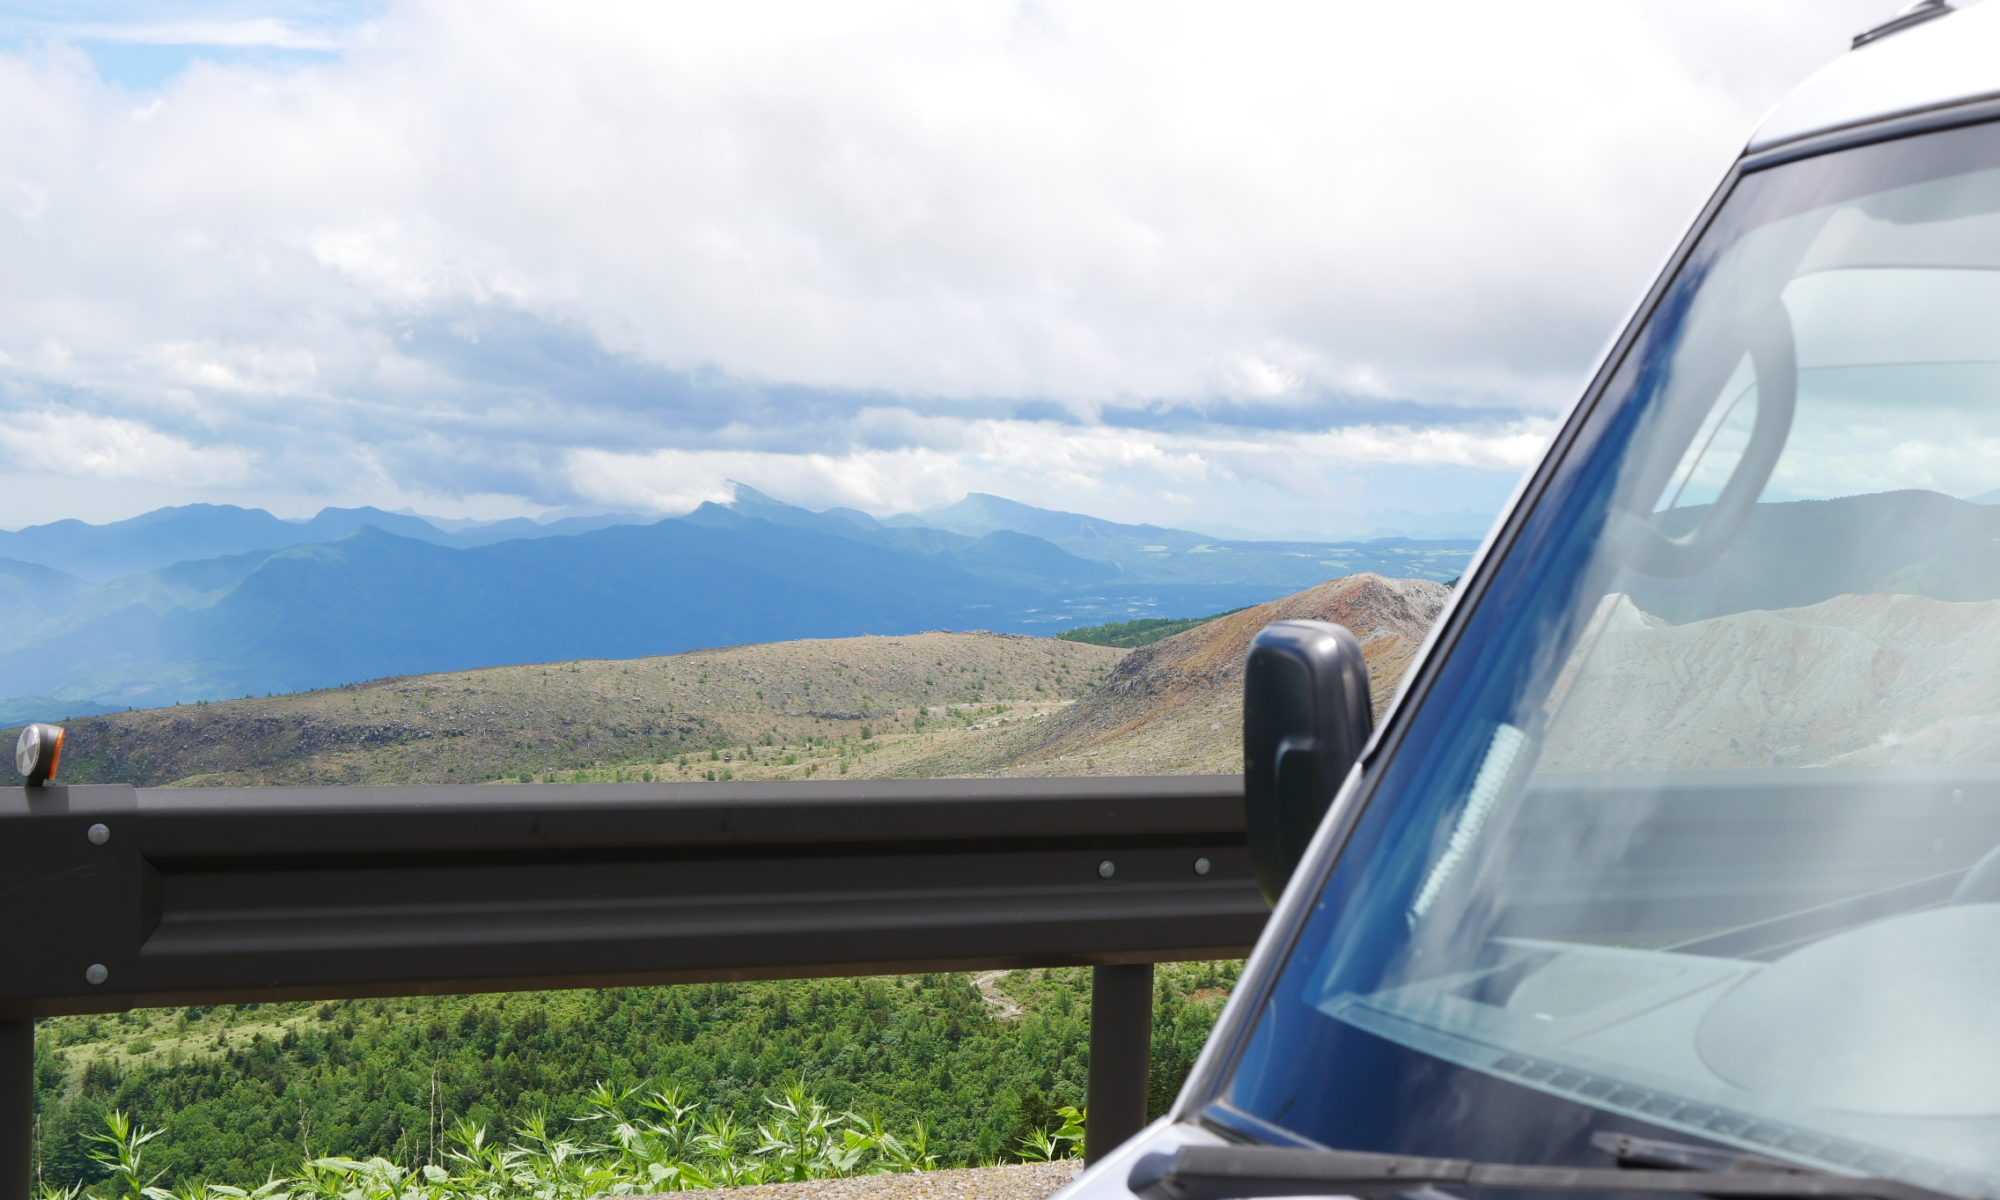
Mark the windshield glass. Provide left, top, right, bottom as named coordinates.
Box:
left=1219, top=118, right=2000, bottom=1198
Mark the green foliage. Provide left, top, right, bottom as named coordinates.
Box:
left=53, top=1083, right=1076, bottom=1200
left=1056, top=609, right=1247, bottom=649
left=79, top=1111, right=166, bottom=1200
left=35, top=964, right=1238, bottom=1192
left=1013, top=1105, right=1084, bottom=1162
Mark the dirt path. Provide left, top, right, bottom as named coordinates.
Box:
left=972, top=970, right=1024, bottom=1019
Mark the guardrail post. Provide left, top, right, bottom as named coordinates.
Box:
left=1085, top=963, right=1153, bottom=1164
left=1, top=1019, right=30, bottom=1200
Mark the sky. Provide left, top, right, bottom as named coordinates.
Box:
left=0, top=0, right=1900, bottom=539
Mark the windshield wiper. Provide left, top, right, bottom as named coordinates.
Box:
left=1595, top=1131, right=1814, bottom=1176
left=1129, top=1144, right=1968, bottom=1200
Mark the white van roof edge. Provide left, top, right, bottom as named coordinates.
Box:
left=1749, top=0, right=2000, bottom=153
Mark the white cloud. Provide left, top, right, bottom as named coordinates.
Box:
left=141, top=339, right=321, bottom=394
left=0, top=1, right=1889, bottom=404
left=564, top=415, right=1554, bottom=522
left=0, top=0, right=1896, bottom=529
left=61, top=18, right=346, bottom=51
left=0, top=409, right=259, bottom=487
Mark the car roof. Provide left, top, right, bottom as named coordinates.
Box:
left=1750, top=1, right=2000, bottom=152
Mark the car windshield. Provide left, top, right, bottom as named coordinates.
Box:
left=1217, top=117, right=2000, bottom=1199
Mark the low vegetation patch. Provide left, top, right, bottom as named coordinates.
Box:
left=1054, top=609, right=1245, bottom=649
left=35, top=965, right=1239, bottom=1193
left=46, top=1085, right=1086, bottom=1200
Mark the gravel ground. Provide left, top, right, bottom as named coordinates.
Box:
left=635, top=1161, right=1084, bottom=1200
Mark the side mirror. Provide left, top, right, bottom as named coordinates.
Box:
left=14, top=722, right=66, bottom=787
left=1243, top=621, right=1371, bottom=905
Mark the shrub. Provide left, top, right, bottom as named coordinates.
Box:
left=54, top=1085, right=1078, bottom=1200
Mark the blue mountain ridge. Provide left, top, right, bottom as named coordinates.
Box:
left=0, top=487, right=1479, bottom=715
left=0, top=504, right=657, bottom=581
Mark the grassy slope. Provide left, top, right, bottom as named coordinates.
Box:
left=42, top=632, right=1123, bottom=788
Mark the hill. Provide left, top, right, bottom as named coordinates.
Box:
left=867, top=574, right=1449, bottom=778
left=45, top=631, right=1123, bottom=788
left=28, top=572, right=1460, bottom=791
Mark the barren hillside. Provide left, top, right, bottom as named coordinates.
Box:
left=886, top=573, right=1450, bottom=777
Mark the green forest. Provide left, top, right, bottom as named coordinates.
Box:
left=34, top=964, right=1239, bottom=1194
left=1055, top=609, right=1244, bottom=649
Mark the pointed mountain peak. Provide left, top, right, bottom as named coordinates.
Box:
left=723, top=480, right=784, bottom=508
left=717, top=483, right=885, bottom=535
left=684, top=500, right=750, bottom=523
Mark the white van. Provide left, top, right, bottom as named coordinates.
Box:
left=1060, top=4, right=2000, bottom=1199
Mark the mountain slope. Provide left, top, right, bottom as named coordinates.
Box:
left=38, top=631, right=1122, bottom=788
left=899, top=492, right=1203, bottom=549
left=19, top=572, right=1455, bottom=789
left=0, top=517, right=1041, bottom=706
left=704, top=486, right=1119, bottom=587
left=0, top=556, right=85, bottom=629
left=893, top=492, right=1474, bottom=587
left=888, top=573, right=1450, bottom=777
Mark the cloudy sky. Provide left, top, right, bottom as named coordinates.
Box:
left=0, top=0, right=1896, bottom=538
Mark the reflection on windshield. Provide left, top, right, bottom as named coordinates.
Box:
left=1222, top=122, right=2000, bottom=1196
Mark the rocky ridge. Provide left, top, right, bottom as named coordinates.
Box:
left=895, top=573, right=1451, bottom=777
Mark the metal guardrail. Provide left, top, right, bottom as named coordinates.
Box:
left=0, top=775, right=1261, bottom=1192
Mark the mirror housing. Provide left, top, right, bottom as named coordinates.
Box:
left=14, top=722, right=65, bottom=787
left=1243, top=620, right=1372, bottom=905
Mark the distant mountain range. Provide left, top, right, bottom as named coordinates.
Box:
left=0, top=486, right=1478, bottom=721
left=0, top=504, right=650, bottom=581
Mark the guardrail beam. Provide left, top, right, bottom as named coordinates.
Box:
left=0, top=777, right=1259, bottom=1016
